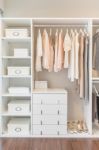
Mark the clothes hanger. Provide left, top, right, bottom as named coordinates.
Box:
left=79, top=28, right=85, bottom=36
left=84, top=29, right=89, bottom=37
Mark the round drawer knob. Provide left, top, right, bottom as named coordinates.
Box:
left=15, top=70, right=22, bottom=74
left=15, top=107, right=22, bottom=111
left=15, top=128, right=21, bottom=132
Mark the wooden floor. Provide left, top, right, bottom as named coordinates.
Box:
left=1, top=139, right=99, bottom=150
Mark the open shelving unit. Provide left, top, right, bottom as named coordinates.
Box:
left=0, top=18, right=98, bottom=137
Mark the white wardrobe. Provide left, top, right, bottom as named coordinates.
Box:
left=0, top=18, right=97, bottom=138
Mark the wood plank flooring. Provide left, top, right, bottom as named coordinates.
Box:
left=1, top=139, right=99, bottom=150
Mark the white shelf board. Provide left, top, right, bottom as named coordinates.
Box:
left=2, top=56, right=31, bottom=59
left=2, top=93, right=31, bottom=97
left=2, top=75, right=32, bottom=78
left=92, top=78, right=99, bottom=82
left=1, top=112, right=31, bottom=116
left=33, top=88, right=67, bottom=94
left=1, top=37, right=31, bottom=42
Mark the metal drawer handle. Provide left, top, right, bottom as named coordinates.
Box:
left=13, top=32, right=20, bottom=36
left=40, top=131, right=42, bottom=135
left=41, top=100, right=43, bottom=104
left=15, top=69, right=22, bottom=74
left=41, top=121, right=42, bottom=125
left=15, top=128, right=21, bottom=132
left=58, top=110, right=60, bottom=115
left=57, top=131, right=60, bottom=135
left=41, top=110, right=43, bottom=115
left=57, top=121, right=60, bottom=125
left=15, top=107, right=22, bottom=111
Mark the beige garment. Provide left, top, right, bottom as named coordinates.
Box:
left=63, top=29, right=71, bottom=69
left=79, top=33, right=85, bottom=98
left=68, top=30, right=75, bottom=82
left=42, top=29, right=50, bottom=70
left=54, top=30, right=59, bottom=72
left=48, top=29, right=54, bottom=72
left=57, top=29, right=64, bottom=71
left=35, top=29, right=43, bottom=72
left=74, top=30, right=79, bottom=79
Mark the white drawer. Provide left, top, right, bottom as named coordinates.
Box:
left=7, top=67, right=30, bottom=76
left=33, top=115, right=67, bottom=125
left=33, top=105, right=67, bottom=115
left=5, top=29, right=29, bottom=38
left=32, top=125, right=67, bottom=135
left=8, top=118, right=30, bottom=135
left=8, top=100, right=30, bottom=114
left=33, top=94, right=67, bottom=105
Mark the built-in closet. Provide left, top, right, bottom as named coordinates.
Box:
left=0, top=18, right=97, bottom=138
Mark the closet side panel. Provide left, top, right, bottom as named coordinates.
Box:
left=83, top=19, right=92, bottom=134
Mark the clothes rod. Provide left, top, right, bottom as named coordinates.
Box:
left=34, top=24, right=87, bottom=27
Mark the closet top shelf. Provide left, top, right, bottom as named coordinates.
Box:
left=32, top=88, right=67, bottom=94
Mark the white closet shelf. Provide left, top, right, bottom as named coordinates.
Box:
left=32, top=88, right=67, bottom=94
left=2, top=93, right=31, bottom=97
left=92, top=78, right=99, bottom=82
left=2, top=75, right=32, bottom=78
left=2, top=56, right=31, bottom=59
left=1, top=37, right=31, bottom=42
left=1, top=112, right=31, bottom=116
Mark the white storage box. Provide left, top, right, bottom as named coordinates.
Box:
left=35, top=81, right=48, bottom=89
left=8, top=118, right=30, bottom=135
left=14, top=48, right=29, bottom=57
left=5, top=28, right=29, bottom=38
left=8, top=100, right=30, bottom=114
left=8, top=87, right=30, bottom=94
left=7, top=67, right=30, bottom=76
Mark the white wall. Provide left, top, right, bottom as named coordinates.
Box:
left=4, top=0, right=99, bottom=17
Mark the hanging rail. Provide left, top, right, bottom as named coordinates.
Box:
left=33, top=24, right=88, bottom=27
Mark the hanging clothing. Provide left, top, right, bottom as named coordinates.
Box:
left=48, top=29, right=54, bottom=72
left=35, top=29, right=43, bottom=72
left=69, top=29, right=75, bottom=82
left=74, top=30, right=79, bottom=80
left=63, top=29, right=71, bottom=69
left=79, top=32, right=85, bottom=99
left=84, top=35, right=89, bottom=101
left=54, top=30, right=59, bottom=72
left=42, top=29, right=50, bottom=70
left=93, top=32, right=99, bottom=70
left=57, top=29, right=64, bottom=71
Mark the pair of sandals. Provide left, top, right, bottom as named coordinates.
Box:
left=67, top=120, right=88, bottom=134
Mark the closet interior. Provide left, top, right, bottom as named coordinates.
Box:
left=0, top=18, right=97, bottom=137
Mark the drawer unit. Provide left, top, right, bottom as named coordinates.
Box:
left=33, top=115, right=66, bottom=125
left=8, top=100, right=30, bottom=114
left=32, top=92, right=67, bottom=136
left=33, top=93, right=67, bottom=105
left=14, top=48, right=29, bottom=57
left=7, top=118, right=30, bottom=135
left=33, top=105, right=67, bottom=115
left=7, top=67, right=30, bottom=76
left=5, top=28, right=29, bottom=38
left=32, top=125, right=67, bottom=135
